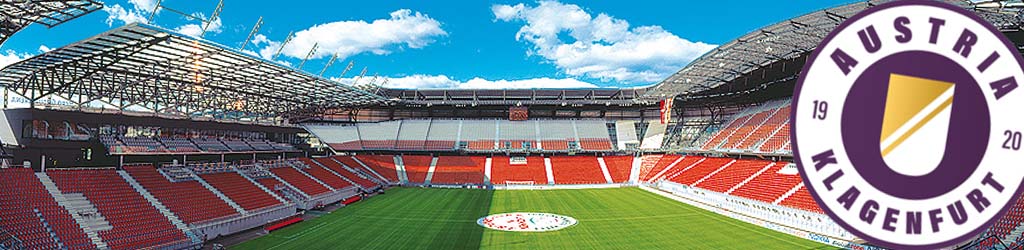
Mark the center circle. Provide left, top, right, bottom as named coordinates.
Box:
left=840, top=50, right=990, bottom=200
left=477, top=212, right=577, bottom=232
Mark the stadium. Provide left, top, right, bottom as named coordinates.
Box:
left=0, top=0, right=1023, bottom=249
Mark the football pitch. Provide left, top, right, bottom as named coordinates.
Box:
left=233, top=187, right=833, bottom=249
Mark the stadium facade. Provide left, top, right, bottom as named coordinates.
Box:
left=1, top=0, right=1023, bottom=249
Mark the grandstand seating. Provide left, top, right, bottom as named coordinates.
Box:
left=266, top=166, right=331, bottom=196
left=124, top=165, right=238, bottom=224
left=424, top=120, right=458, bottom=150
left=351, top=155, right=399, bottom=183
left=490, top=156, right=548, bottom=184
left=729, top=162, right=802, bottom=203
left=701, top=115, right=751, bottom=150
left=638, top=154, right=679, bottom=181
left=657, top=156, right=705, bottom=182
left=396, top=120, right=430, bottom=150
left=158, top=138, right=201, bottom=153
left=402, top=155, right=433, bottom=183
left=550, top=156, right=606, bottom=184
left=694, top=159, right=772, bottom=193
left=758, top=122, right=791, bottom=152
left=313, top=158, right=379, bottom=189
left=0, top=168, right=93, bottom=250
left=720, top=110, right=772, bottom=149
left=431, top=156, right=486, bottom=184
left=667, top=157, right=733, bottom=185
left=47, top=169, right=189, bottom=250
left=191, top=138, right=230, bottom=152
left=198, top=172, right=281, bottom=211
left=984, top=195, right=1024, bottom=242
left=779, top=187, right=823, bottom=213
left=602, top=156, right=633, bottom=183
left=295, top=159, right=353, bottom=190
left=256, top=178, right=290, bottom=198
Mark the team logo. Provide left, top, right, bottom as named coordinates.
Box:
left=792, top=1, right=1024, bottom=249
left=477, top=212, right=577, bottom=232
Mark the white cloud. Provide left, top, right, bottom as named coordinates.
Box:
left=38, top=45, right=52, bottom=53
left=103, top=3, right=149, bottom=26
left=330, top=74, right=597, bottom=89
left=257, top=9, right=446, bottom=60
left=492, top=1, right=716, bottom=83
left=173, top=13, right=223, bottom=37
left=0, top=50, right=32, bottom=69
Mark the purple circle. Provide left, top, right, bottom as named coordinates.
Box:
left=841, top=50, right=989, bottom=200
left=791, top=1, right=1024, bottom=249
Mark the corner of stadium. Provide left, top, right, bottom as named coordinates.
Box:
left=1, top=0, right=1023, bottom=249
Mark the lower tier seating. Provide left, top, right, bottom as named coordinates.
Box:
left=639, top=155, right=679, bottom=181
left=729, top=162, right=801, bottom=203
left=267, top=167, right=331, bottom=196
left=667, top=158, right=733, bottom=186
left=550, top=156, right=606, bottom=184
left=430, top=156, right=486, bottom=184
left=694, top=159, right=773, bottom=193
left=314, top=158, right=379, bottom=189
left=402, top=155, right=434, bottom=183
left=602, top=156, right=633, bottom=183
left=0, top=168, right=92, bottom=250
left=124, top=166, right=238, bottom=224
left=351, top=155, right=399, bottom=183
left=778, top=187, right=823, bottom=213
left=490, top=156, right=548, bottom=184
left=198, top=172, right=281, bottom=211
left=296, top=159, right=353, bottom=190
left=48, top=169, right=189, bottom=250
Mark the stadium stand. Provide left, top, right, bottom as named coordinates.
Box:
left=402, top=155, right=433, bottom=183
left=264, top=163, right=331, bottom=196
left=693, top=159, right=773, bottom=193
left=197, top=172, right=282, bottom=211
left=425, top=120, right=459, bottom=150
left=431, top=156, right=486, bottom=184
left=549, top=156, right=606, bottom=184
left=47, top=169, right=190, bottom=250
left=638, top=154, right=677, bottom=181
left=123, top=165, right=238, bottom=224
left=666, top=157, right=733, bottom=185
left=729, top=162, right=802, bottom=203
left=351, top=155, right=400, bottom=183
left=0, top=168, right=93, bottom=250
left=396, top=120, right=430, bottom=150
left=312, top=158, right=379, bottom=189
left=295, top=159, right=354, bottom=190
left=602, top=155, right=633, bottom=183
left=656, top=156, right=705, bottom=182
left=489, top=156, right=548, bottom=185
left=778, top=187, right=823, bottom=213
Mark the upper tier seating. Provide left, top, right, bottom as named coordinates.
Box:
left=425, top=120, right=458, bottom=150
left=191, top=138, right=230, bottom=152
left=734, top=106, right=789, bottom=150
left=490, top=156, right=548, bottom=184
left=0, top=168, right=93, bottom=250
left=698, top=100, right=792, bottom=153
left=396, top=120, right=430, bottom=150
left=720, top=110, right=773, bottom=149
left=402, top=155, right=433, bottom=183
left=48, top=169, right=189, bottom=250
left=602, top=156, right=633, bottom=183
left=576, top=120, right=613, bottom=151
left=314, top=158, right=379, bottom=189
left=158, top=137, right=201, bottom=153
left=124, top=165, right=238, bottom=224
left=758, top=122, right=790, bottom=153
left=295, top=159, right=353, bottom=190
left=462, top=121, right=496, bottom=150
left=266, top=166, right=331, bottom=196
left=550, top=156, right=606, bottom=184
left=351, top=155, right=399, bottom=183
left=358, top=121, right=400, bottom=150
left=431, top=156, right=486, bottom=184
left=198, top=172, right=281, bottom=211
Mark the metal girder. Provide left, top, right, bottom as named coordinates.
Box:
left=642, top=0, right=1024, bottom=102
left=0, top=0, right=101, bottom=46
left=0, top=23, right=388, bottom=122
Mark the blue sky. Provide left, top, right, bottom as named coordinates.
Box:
left=1, top=0, right=852, bottom=89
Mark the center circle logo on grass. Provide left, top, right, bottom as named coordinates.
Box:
left=792, top=1, right=1024, bottom=249
left=477, top=212, right=577, bottom=232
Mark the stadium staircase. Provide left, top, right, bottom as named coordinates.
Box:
left=484, top=157, right=493, bottom=184
left=544, top=157, right=555, bottom=184
left=424, top=156, right=439, bottom=185
left=116, top=171, right=200, bottom=244
left=596, top=157, right=614, bottom=184
left=628, top=155, right=642, bottom=183
left=35, top=173, right=108, bottom=249
left=182, top=168, right=248, bottom=214
left=394, top=155, right=409, bottom=183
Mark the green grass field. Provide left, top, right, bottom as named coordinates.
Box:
left=233, top=187, right=832, bottom=249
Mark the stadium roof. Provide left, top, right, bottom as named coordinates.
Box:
left=0, top=0, right=102, bottom=46
left=643, top=0, right=1024, bottom=101
left=0, top=23, right=388, bottom=122
left=380, top=88, right=653, bottom=106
